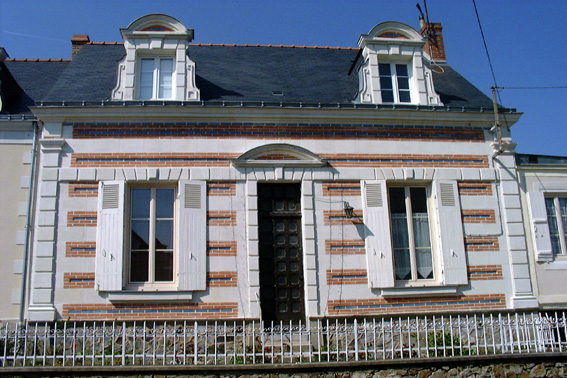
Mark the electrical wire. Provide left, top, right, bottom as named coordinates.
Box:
left=499, top=86, right=567, bottom=90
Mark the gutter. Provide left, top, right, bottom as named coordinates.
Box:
left=19, top=120, right=39, bottom=323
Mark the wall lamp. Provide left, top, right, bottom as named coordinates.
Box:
left=343, top=201, right=354, bottom=219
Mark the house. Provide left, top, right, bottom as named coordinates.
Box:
left=0, top=48, right=68, bottom=321
left=518, top=154, right=567, bottom=309
left=6, top=14, right=540, bottom=323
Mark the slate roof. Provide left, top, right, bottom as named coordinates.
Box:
left=9, top=43, right=496, bottom=110
left=3, top=59, right=69, bottom=115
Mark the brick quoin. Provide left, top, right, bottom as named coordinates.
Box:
left=325, top=240, right=365, bottom=255
left=324, top=210, right=363, bottom=225
left=207, top=181, right=236, bottom=196
left=207, top=211, right=237, bottom=226
left=327, top=269, right=368, bottom=285
left=322, top=182, right=361, bottom=196
left=63, top=273, right=95, bottom=288
left=462, top=209, right=496, bottom=223
left=207, top=271, right=238, bottom=287
left=67, top=211, right=97, bottom=227
left=328, top=294, right=506, bottom=315
left=458, top=181, right=493, bottom=196
left=207, top=241, right=237, bottom=256
left=68, top=182, right=98, bottom=197
left=66, top=241, right=96, bottom=257
left=468, top=265, right=503, bottom=280
left=464, top=236, right=500, bottom=252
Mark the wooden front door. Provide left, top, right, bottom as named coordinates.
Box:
left=258, top=183, right=305, bottom=323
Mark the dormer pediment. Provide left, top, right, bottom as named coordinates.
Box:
left=112, top=14, right=200, bottom=101
left=355, top=21, right=441, bottom=106
left=232, top=144, right=327, bottom=168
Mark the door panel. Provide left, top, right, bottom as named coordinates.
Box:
left=258, top=184, right=305, bottom=323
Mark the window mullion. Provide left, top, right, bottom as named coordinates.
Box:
left=153, top=59, right=159, bottom=99
left=555, top=198, right=567, bottom=255
left=391, top=63, right=400, bottom=103
left=405, top=187, right=418, bottom=280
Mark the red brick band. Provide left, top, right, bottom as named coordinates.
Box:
left=67, top=211, right=97, bottom=227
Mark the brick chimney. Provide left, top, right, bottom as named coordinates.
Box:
left=420, top=22, right=446, bottom=63
left=71, top=35, right=90, bottom=58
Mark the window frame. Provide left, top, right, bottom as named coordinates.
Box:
left=388, top=185, right=437, bottom=284
left=126, top=185, right=177, bottom=290
left=378, top=62, right=413, bottom=104
left=545, top=195, right=567, bottom=256
left=138, top=56, right=175, bottom=100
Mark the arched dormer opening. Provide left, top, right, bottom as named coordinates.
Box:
left=355, top=21, right=441, bottom=106
left=111, top=14, right=200, bottom=101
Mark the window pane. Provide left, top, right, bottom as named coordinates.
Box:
left=132, top=189, right=151, bottom=218
left=155, top=219, right=173, bottom=250
left=560, top=198, right=567, bottom=252
left=156, top=189, right=174, bottom=218
left=140, top=59, right=154, bottom=100
left=416, top=248, right=434, bottom=279
left=546, top=198, right=561, bottom=255
left=381, top=90, right=394, bottom=103
left=380, top=76, right=393, bottom=90
left=155, top=251, right=173, bottom=281
left=389, top=188, right=406, bottom=213
left=131, top=220, right=149, bottom=249
left=131, top=251, right=149, bottom=282
left=398, top=78, right=410, bottom=90
left=158, top=59, right=173, bottom=99
left=398, top=90, right=411, bottom=103
left=394, top=249, right=412, bottom=280
left=410, top=188, right=427, bottom=212
left=379, top=63, right=391, bottom=76
left=396, top=64, right=409, bottom=77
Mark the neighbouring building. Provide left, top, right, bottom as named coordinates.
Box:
left=518, top=154, right=567, bottom=310
left=2, top=14, right=543, bottom=323
left=0, top=48, right=68, bottom=321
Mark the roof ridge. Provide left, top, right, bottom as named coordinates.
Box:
left=6, top=58, right=71, bottom=62
left=189, top=43, right=358, bottom=50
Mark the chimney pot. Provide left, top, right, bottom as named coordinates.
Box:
left=71, top=34, right=90, bottom=58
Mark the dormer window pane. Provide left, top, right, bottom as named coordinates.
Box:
left=158, top=59, right=173, bottom=99
left=140, top=59, right=154, bottom=100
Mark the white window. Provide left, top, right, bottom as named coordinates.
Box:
left=129, top=187, right=175, bottom=284
left=362, top=180, right=467, bottom=289
left=379, top=63, right=411, bottom=103
left=139, top=57, right=174, bottom=100
left=95, top=180, right=206, bottom=292
left=545, top=196, right=567, bottom=255
left=389, top=187, right=434, bottom=281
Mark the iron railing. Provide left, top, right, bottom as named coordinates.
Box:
left=1, top=311, right=565, bottom=368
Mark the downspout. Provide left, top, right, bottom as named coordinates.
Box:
left=19, top=120, right=39, bottom=324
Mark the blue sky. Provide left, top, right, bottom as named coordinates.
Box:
left=1, top=0, right=566, bottom=156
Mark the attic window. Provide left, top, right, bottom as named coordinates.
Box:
left=272, top=91, right=284, bottom=96
left=377, top=32, right=407, bottom=39
left=142, top=26, right=174, bottom=32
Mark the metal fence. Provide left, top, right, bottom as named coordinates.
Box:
left=1, top=311, right=565, bottom=368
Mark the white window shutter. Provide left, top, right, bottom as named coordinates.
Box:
left=362, top=180, right=395, bottom=288
left=434, top=180, right=467, bottom=285
left=95, top=180, right=125, bottom=291
left=527, top=191, right=553, bottom=262
left=178, top=180, right=207, bottom=291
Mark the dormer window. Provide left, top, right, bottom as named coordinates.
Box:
left=379, top=63, right=411, bottom=103
left=355, top=21, right=441, bottom=106
left=112, top=14, right=200, bottom=102
left=140, top=57, right=174, bottom=100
